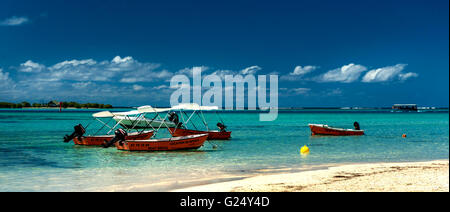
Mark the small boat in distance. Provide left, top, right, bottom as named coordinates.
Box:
left=309, top=124, right=364, bottom=136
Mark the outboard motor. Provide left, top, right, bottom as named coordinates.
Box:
left=168, top=112, right=183, bottom=128
left=102, top=128, right=128, bottom=148
left=217, top=122, right=227, bottom=132
left=63, top=124, right=86, bottom=143
left=353, top=122, right=360, bottom=130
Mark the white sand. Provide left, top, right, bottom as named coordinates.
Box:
left=172, top=160, right=449, bottom=192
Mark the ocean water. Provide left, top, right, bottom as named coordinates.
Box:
left=0, top=109, right=448, bottom=191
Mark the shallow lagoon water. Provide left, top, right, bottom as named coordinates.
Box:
left=0, top=109, right=448, bottom=191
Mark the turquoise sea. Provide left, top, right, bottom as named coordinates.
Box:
left=0, top=109, right=448, bottom=191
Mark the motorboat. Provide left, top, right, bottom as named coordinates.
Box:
left=167, top=103, right=232, bottom=140
left=308, top=124, right=364, bottom=136
left=168, top=127, right=231, bottom=140
left=73, top=130, right=153, bottom=146
left=115, top=133, right=209, bottom=151
left=63, top=110, right=154, bottom=146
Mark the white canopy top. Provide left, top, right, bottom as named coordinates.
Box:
left=113, top=110, right=141, bottom=116
left=92, top=111, right=116, bottom=118
left=92, top=110, right=140, bottom=118
left=171, top=103, right=219, bottom=111
left=92, top=106, right=171, bottom=118
left=92, top=104, right=214, bottom=118
left=137, top=105, right=171, bottom=113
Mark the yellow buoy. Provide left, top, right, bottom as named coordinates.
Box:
left=300, top=145, right=310, bottom=154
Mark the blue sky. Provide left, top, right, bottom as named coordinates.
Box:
left=0, top=0, right=448, bottom=107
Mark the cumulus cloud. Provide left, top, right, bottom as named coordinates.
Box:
left=362, top=64, right=410, bottom=83
left=132, top=84, right=144, bottom=91
left=210, top=69, right=235, bottom=79
left=71, top=81, right=93, bottom=89
left=18, top=60, right=46, bottom=73
left=0, top=68, right=10, bottom=81
left=176, top=66, right=209, bottom=76
left=315, top=63, right=367, bottom=83
left=398, top=72, right=419, bottom=81
left=292, top=87, right=311, bottom=95
left=13, top=56, right=169, bottom=83
left=206, top=66, right=261, bottom=81
left=152, top=85, right=169, bottom=90
left=291, top=65, right=317, bottom=76
left=0, top=56, right=178, bottom=104
left=51, top=59, right=97, bottom=70
left=0, top=16, right=29, bottom=26
left=240, top=66, right=261, bottom=75
left=281, top=65, right=317, bottom=81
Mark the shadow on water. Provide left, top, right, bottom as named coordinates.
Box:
left=0, top=147, right=81, bottom=169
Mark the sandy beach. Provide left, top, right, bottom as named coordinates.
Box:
left=172, top=160, right=449, bottom=192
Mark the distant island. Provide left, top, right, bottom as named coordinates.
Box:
left=0, top=100, right=113, bottom=109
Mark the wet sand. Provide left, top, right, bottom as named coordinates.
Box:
left=172, top=160, right=449, bottom=192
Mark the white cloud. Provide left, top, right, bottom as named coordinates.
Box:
left=71, top=81, right=93, bottom=89
left=316, top=63, right=367, bottom=83
left=281, top=65, right=318, bottom=81
left=112, top=56, right=133, bottom=64
left=0, top=56, right=181, bottom=105
left=398, top=72, right=418, bottom=81
left=51, top=59, right=97, bottom=70
left=326, top=88, right=343, bottom=96
left=152, top=85, right=169, bottom=89
left=0, top=68, right=10, bottom=81
left=292, top=87, right=311, bottom=95
left=210, top=69, right=235, bottom=79
left=362, top=64, right=409, bottom=83
left=13, top=56, right=169, bottom=83
left=176, top=66, right=209, bottom=76
left=132, top=84, right=144, bottom=91
left=0, top=16, right=29, bottom=26
left=291, top=65, right=317, bottom=76
left=19, top=60, right=46, bottom=73
left=240, top=66, right=261, bottom=75
left=120, top=69, right=172, bottom=83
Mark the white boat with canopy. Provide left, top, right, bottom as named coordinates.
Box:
left=109, top=108, right=176, bottom=129
left=62, top=109, right=155, bottom=146
left=166, top=103, right=231, bottom=140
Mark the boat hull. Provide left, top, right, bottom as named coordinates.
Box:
left=73, top=130, right=154, bottom=146
left=115, top=134, right=208, bottom=151
left=168, top=127, right=231, bottom=140
left=309, top=124, right=364, bottom=136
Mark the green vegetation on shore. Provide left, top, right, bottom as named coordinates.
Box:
left=0, top=101, right=113, bottom=109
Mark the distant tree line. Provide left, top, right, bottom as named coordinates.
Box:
left=0, top=101, right=113, bottom=109
left=60, top=102, right=113, bottom=109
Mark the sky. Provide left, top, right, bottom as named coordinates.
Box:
left=0, top=0, right=448, bottom=107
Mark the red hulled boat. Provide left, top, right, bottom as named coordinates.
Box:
left=168, top=127, right=231, bottom=140
left=309, top=124, right=364, bottom=136
left=73, top=130, right=154, bottom=146
left=115, top=133, right=208, bottom=151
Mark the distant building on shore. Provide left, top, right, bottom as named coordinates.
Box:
left=47, top=100, right=60, bottom=107
left=392, top=104, right=418, bottom=111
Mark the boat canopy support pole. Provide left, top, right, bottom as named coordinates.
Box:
left=94, top=118, right=114, bottom=136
